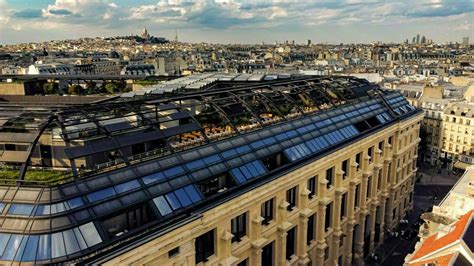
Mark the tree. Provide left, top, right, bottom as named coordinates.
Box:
left=85, top=81, right=97, bottom=95
left=43, top=82, right=57, bottom=94
left=68, top=84, right=83, bottom=95
left=105, top=82, right=119, bottom=94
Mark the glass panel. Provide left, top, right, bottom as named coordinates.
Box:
left=221, top=149, right=237, bottom=159
left=286, top=130, right=298, bottom=138
left=165, top=193, right=182, bottom=210
left=275, top=132, right=288, bottom=141
left=21, top=235, right=39, bottom=261
left=284, top=148, right=296, bottom=161
left=147, top=182, right=172, bottom=195
left=252, top=161, right=267, bottom=175
left=51, top=232, right=66, bottom=258
left=250, top=140, right=265, bottom=149
left=235, top=145, right=251, bottom=154
left=230, top=168, right=246, bottom=184
left=120, top=191, right=146, bottom=205
left=7, top=204, right=34, bottom=216
left=36, top=205, right=51, bottom=216
left=50, top=203, right=57, bottom=214
left=63, top=229, right=81, bottom=255
left=142, top=171, right=166, bottom=185
left=184, top=185, right=202, bottom=203
left=245, top=162, right=259, bottom=177
left=114, top=180, right=141, bottom=194
left=92, top=199, right=121, bottom=215
left=305, top=140, right=318, bottom=152
left=153, top=196, right=172, bottom=215
left=174, top=188, right=192, bottom=207
left=79, top=222, right=102, bottom=247
left=203, top=154, right=221, bottom=164
left=240, top=164, right=253, bottom=179
left=2, top=235, right=23, bottom=260
left=0, top=203, right=4, bottom=213
left=190, top=168, right=211, bottom=181
left=67, top=197, right=84, bottom=209
left=36, top=234, right=51, bottom=261
left=163, top=166, right=185, bottom=178
left=168, top=175, right=191, bottom=188
left=55, top=202, right=67, bottom=213
left=14, top=235, right=29, bottom=261
left=73, top=228, right=88, bottom=250
left=87, top=187, right=116, bottom=202
left=186, top=159, right=205, bottom=170
left=226, top=157, right=243, bottom=168
left=0, top=234, right=10, bottom=257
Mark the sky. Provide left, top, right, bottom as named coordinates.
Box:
left=0, top=0, right=473, bottom=45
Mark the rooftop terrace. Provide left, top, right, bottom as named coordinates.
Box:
left=0, top=74, right=422, bottom=264
left=0, top=74, right=384, bottom=185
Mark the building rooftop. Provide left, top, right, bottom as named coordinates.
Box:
left=407, top=210, right=474, bottom=265
left=0, top=74, right=422, bottom=264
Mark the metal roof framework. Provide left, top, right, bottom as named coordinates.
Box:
left=0, top=76, right=374, bottom=182
left=0, top=76, right=422, bottom=264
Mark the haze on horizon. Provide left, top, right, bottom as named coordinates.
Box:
left=0, top=0, right=473, bottom=45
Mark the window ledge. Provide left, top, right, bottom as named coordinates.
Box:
left=231, top=236, right=250, bottom=250
left=288, top=254, right=299, bottom=264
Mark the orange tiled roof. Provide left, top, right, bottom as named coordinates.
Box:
left=408, top=252, right=457, bottom=266
left=410, top=210, right=473, bottom=261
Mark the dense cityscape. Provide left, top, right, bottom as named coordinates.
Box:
left=0, top=1, right=473, bottom=265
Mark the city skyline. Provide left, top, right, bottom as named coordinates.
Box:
left=0, top=0, right=473, bottom=45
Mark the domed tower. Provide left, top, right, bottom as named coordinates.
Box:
left=141, top=27, right=150, bottom=39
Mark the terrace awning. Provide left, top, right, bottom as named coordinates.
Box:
left=454, top=161, right=472, bottom=170
left=0, top=150, right=29, bottom=163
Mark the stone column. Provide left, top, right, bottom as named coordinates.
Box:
left=250, top=246, right=263, bottom=266
left=362, top=152, right=370, bottom=173
left=315, top=201, right=327, bottom=266
left=249, top=198, right=269, bottom=262
left=344, top=224, right=355, bottom=265
left=298, top=184, right=312, bottom=265
left=276, top=196, right=292, bottom=266
left=218, top=230, right=239, bottom=265
left=186, top=239, right=196, bottom=266
left=360, top=173, right=368, bottom=213
left=330, top=188, right=344, bottom=264
left=352, top=215, right=366, bottom=265
left=385, top=195, right=394, bottom=230
left=344, top=178, right=357, bottom=265
left=373, top=148, right=383, bottom=194
left=347, top=179, right=357, bottom=226
left=381, top=158, right=391, bottom=196
left=298, top=209, right=312, bottom=266
left=367, top=205, right=377, bottom=253
left=377, top=199, right=387, bottom=243
left=373, top=168, right=381, bottom=199
left=277, top=222, right=292, bottom=266
left=349, top=160, right=358, bottom=180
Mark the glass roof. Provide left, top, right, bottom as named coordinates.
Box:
left=0, top=75, right=422, bottom=263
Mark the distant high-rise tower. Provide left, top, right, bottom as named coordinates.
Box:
left=412, top=37, right=416, bottom=43
left=463, top=37, right=469, bottom=45
left=307, top=39, right=312, bottom=46
left=421, top=35, right=426, bottom=44
left=174, top=28, right=179, bottom=43
left=416, top=34, right=420, bottom=44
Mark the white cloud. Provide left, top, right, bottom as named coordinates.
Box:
left=1, top=0, right=472, bottom=44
